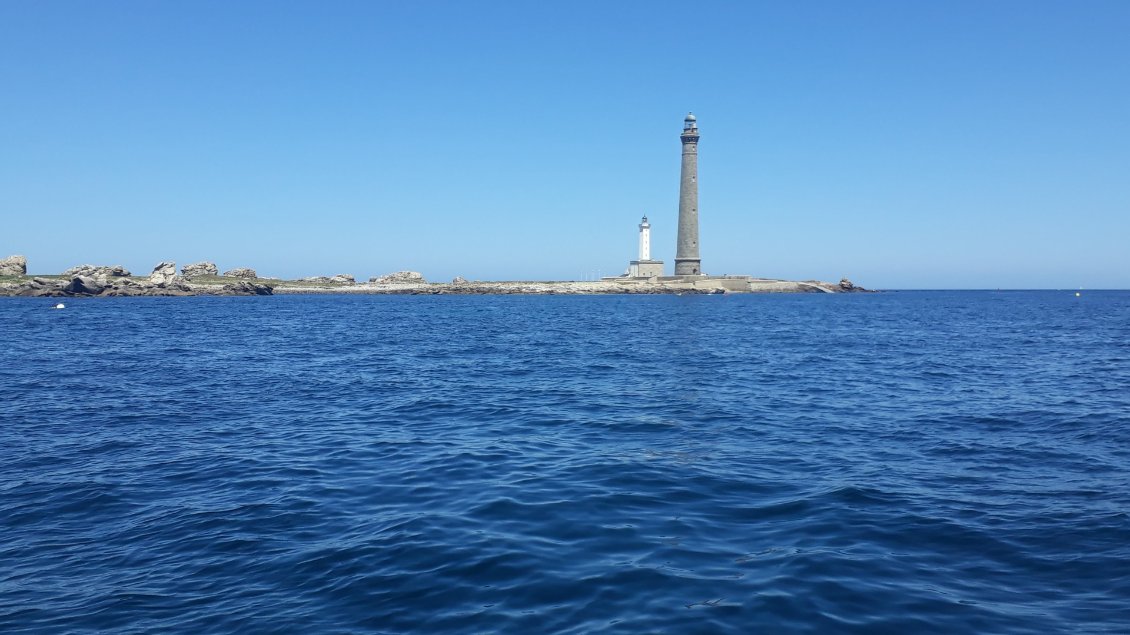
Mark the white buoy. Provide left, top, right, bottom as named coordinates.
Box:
left=54, top=303, right=65, bottom=309
left=1075, top=292, right=1081, bottom=297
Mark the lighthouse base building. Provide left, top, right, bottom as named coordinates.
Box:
left=628, top=260, right=664, bottom=278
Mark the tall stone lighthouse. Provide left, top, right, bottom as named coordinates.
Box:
left=674, top=112, right=702, bottom=276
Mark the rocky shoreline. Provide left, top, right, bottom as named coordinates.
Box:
left=0, top=255, right=871, bottom=297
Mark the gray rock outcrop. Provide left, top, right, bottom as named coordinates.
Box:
left=63, top=275, right=105, bottom=295
left=839, top=278, right=855, bottom=291
left=182, top=262, right=219, bottom=278
left=62, top=264, right=131, bottom=279
left=452, top=276, right=468, bottom=285
left=0, top=255, right=27, bottom=276
left=105, top=276, right=193, bottom=296
left=223, top=267, right=258, bottom=279
left=299, top=274, right=355, bottom=285
left=370, top=271, right=426, bottom=284
left=149, top=261, right=178, bottom=285
left=6, top=276, right=63, bottom=297
left=1, top=270, right=272, bottom=297
left=222, top=281, right=274, bottom=296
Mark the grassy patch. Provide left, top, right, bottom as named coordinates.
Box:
left=181, top=276, right=232, bottom=285
left=1, top=274, right=67, bottom=282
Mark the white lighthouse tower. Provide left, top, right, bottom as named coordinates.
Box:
left=628, top=215, right=664, bottom=278
left=639, top=215, right=652, bottom=261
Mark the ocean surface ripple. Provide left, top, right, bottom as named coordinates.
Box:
left=2, top=291, right=1129, bottom=633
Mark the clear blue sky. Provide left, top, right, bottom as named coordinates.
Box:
left=2, top=1, right=1127, bottom=288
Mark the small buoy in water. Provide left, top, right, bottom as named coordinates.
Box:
left=1075, top=292, right=1081, bottom=297
left=54, top=303, right=65, bottom=309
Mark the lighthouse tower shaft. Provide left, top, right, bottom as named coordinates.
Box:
left=674, top=113, right=701, bottom=276
left=639, top=217, right=651, bottom=261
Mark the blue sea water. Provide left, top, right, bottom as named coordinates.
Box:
left=1, top=291, right=1129, bottom=634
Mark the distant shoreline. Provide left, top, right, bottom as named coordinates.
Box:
left=0, top=273, right=870, bottom=297
left=0, top=256, right=870, bottom=296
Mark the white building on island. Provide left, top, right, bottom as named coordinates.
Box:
left=626, top=215, right=664, bottom=278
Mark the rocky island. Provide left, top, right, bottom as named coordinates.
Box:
left=0, top=255, right=870, bottom=298
left=0, top=116, right=882, bottom=300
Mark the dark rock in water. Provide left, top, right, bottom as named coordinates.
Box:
left=223, top=267, right=258, bottom=279
left=182, top=262, right=219, bottom=278
left=6, top=276, right=65, bottom=297
left=0, top=255, right=27, bottom=276
left=840, top=278, right=856, bottom=291
left=64, top=276, right=104, bottom=295
left=102, top=277, right=191, bottom=296
left=110, top=278, right=192, bottom=296
left=103, top=278, right=145, bottom=294
left=15, top=282, right=59, bottom=297
left=221, top=281, right=273, bottom=296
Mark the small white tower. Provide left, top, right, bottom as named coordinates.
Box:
left=627, top=215, right=665, bottom=278
left=639, top=215, right=652, bottom=261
